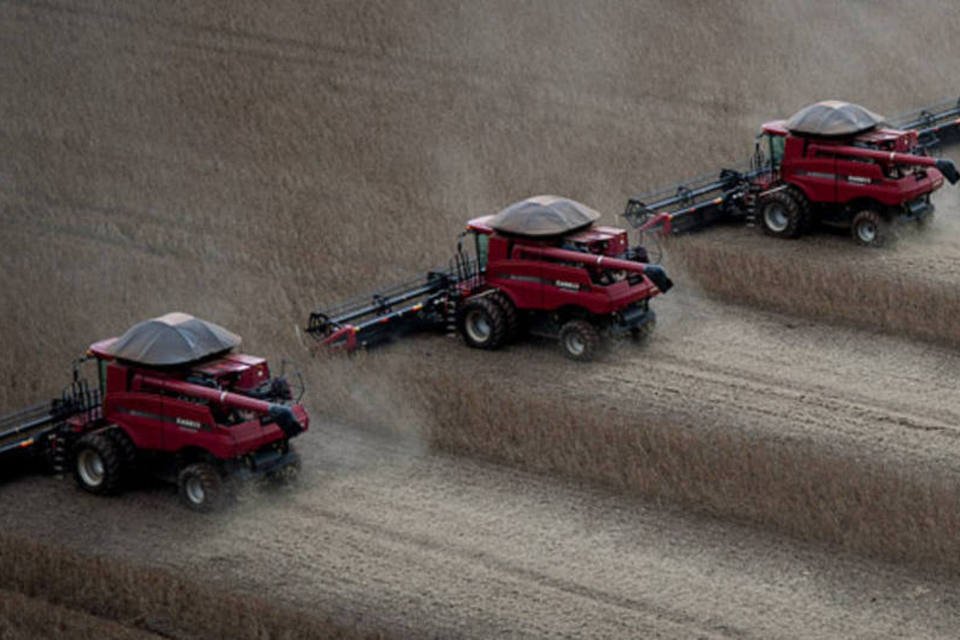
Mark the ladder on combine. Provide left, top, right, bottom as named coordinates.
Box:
left=625, top=96, right=960, bottom=234
left=0, top=378, right=101, bottom=466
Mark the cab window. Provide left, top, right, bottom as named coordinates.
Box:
left=98, top=359, right=107, bottom=396
left=475, top=233, right=489, bottom=270
left=769, top=134, right=785, bottom=169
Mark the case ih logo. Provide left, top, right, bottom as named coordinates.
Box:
left=175, top=417, right=202, bottom=430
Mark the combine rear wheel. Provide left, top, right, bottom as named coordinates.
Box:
left=73, top=432, right=124, bottom=495
left=559, top=319, right=601, bottom=362
left=177, top=463, right=225, bottom=512
left=851, top=209, right=888, bottom=247
left=458, top=296, right=507, bottom=350
left=760, top=190, right=805, bottom=239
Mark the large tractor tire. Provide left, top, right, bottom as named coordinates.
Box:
left=559, top=319, right=602, bottom=362
left=73, top=432, right=125, bottom=495
left=851, top=209, right=888, bottom=247
left=177, top=462, right=226, bottom=513
left=458, top=296, right=508, bottom=350
left=759, top=189, right=806, bottom=239
left=487, top=290, right=520, bottom=341
left=106, top=428, right=137, bottom=471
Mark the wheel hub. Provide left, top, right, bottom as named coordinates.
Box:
left=465, top=310, right=491, bottom=342
left=764, top=203, right=789, bottom=232
left=77, top=449, right=105, bottom=487
left=857, top=221, right=877, bottom=243
left=565, top=333, right=585, bottom=356
left=185, top=477, right=205, bottom=505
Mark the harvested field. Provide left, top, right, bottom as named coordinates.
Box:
left=4, top=423, right=960, bottom=639
left=5, top=0, right=960, bottom=636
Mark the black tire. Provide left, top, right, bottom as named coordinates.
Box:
left=487, top=290, right=519, bottom=341
left=559, top=319, right=602, bottom=362
left=850, top=209, right=888, bottom=247
left=73, top=432, right=124, bottom=495
left=177, top=463, right=225, bottom=512
left=790, top=187, right=813, bottom=233
left=759, top=189, right=805, bottom=239
left=106, top=428, right=136, bottom=471
left=457, top=296, right=507, bottom=350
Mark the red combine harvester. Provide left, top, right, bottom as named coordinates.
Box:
left=307, top=196, right=672, bottom=361
left=0, top=313, right=308, bottom=511
left=626, top=97, right=960, bottom=246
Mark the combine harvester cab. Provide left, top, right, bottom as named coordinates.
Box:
left=626, top=96, right=960, bottom=247
left=0, top=313, right=309, bottom=512
left=308, top=196, right=672, bottom=361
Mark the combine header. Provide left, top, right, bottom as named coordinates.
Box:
left=625, top=96, right=960, bottom=246
left=0, top=313, right=308, bottom=511
left=0, top=374, right=99, bottom=463
left=308, top=196, right=672, bottom=361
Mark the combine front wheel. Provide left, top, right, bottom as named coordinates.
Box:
left=760, top=190, right=805, bottom=239
left=559, top=319, right=601, bottom=362
left=106, top=428, right=136, bottom=473
left=851, top=210, right=887, bottom=247
left=73, top=432, right=124, bottom=495
left=458, top=296, right=507, bottom=350
left=487, top=291, right=519, bottom=341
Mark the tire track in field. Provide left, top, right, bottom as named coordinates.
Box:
left=282, top=502, right=749, bottom=639
left=429, top=291, right=960, bottom=472
left=6, top=422, right=958, bottom=639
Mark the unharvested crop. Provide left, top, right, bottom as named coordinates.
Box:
left=0, top=534, right=390, bottom=640
left=667, top=230, right=960, bottom=347
left=302, top=347, right=960, bottom=574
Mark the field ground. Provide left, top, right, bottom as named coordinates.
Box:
left=3, top=422, right=960, bottom=639
left=5, top=0, right=960, bottom=637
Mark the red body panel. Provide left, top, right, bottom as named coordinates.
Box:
left=466, top=218, right=662, bottom=316
left=761, top=121, right=945, bottom=208
left=93, top=353, right=308, bottom=462
left=194, top=353, right=270, bottom=391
